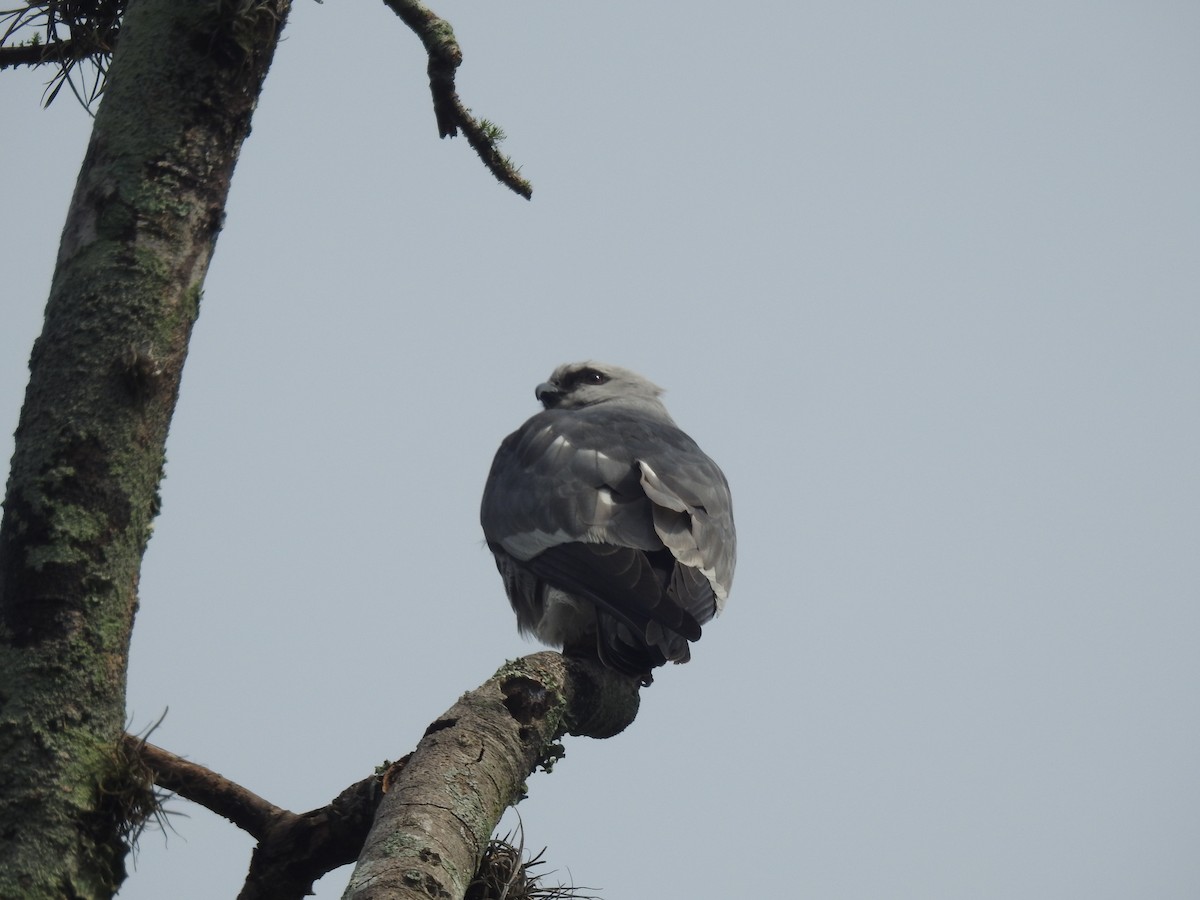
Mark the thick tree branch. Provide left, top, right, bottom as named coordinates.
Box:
left=125, top=652, right=637, bottom=900
left=344, top=651, right=640, bottom=900
left=383, top=0, right=533, bottom=199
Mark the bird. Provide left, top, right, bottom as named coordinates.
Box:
left=480, top=361, right=735, bottom=683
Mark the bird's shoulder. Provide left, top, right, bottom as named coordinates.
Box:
left=499, top=404, right=701, bottom=465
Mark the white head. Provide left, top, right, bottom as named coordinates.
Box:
left=535, top=361, right=671, bottom=418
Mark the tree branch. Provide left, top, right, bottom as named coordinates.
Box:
left=0, top=40, right=61, bottom=69
left=123, top=737, right=285, bottom=839
left=344, top=651, right=640, bottom=900
left=123, top=734, right=392, bottom=900
left=383, top=0, right=533, bottom=199
left=0, top=0, right=121, bottom=73
left=127, top=652, right=638, bottom=900
left=236, top=771, right=389, bottom=900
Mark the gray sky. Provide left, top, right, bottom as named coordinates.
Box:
left=2, top=2, right=1198, bottom=898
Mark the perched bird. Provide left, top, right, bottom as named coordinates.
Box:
left=481, top=362, right=736, bottom=683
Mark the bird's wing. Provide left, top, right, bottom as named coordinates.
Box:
left=481, top=408, right=717, bottom=639
left=481, top=409, right=660, bottom=558
left=635, top=439, right=736, bottom=614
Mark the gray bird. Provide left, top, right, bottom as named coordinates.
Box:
left=481, top=362, right=735, bottom=683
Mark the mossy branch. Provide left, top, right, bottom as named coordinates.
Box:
left=383, top=0, right=533, bottom=199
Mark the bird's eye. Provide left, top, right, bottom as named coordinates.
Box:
left=580, top=370, right=609, bottom=385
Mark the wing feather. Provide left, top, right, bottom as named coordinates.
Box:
left=481, top=402, right=735, bottom=678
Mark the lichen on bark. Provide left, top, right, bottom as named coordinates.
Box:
left=344, top=652, right=639, bottom=900
left=0, top=2, right=292, bottom=896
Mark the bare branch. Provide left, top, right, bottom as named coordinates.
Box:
left=124, top=652, right=637, bottom=899
left=344, top=652, right=640, bottom=900
left=123, top=736, right=285, bottom=840
left=123, top=734, right=392, bottom=900
left=383, top=0, right=533, bottom=199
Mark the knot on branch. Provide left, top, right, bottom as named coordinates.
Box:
left=501, top=675, right=557, bottom=725
left=497, top=652, right=641, bottom=740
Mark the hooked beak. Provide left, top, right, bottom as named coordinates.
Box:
left=535, top=381, right=563, bottom=409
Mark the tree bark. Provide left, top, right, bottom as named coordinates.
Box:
left=0, top=1, right=291, bottom=895
left=343, top=652, right=640, bottom=900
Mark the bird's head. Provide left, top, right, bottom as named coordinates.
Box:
left=535, top=361, right=669, bottom=415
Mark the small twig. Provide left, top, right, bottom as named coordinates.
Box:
left=382, top=0, right=533, bottom=199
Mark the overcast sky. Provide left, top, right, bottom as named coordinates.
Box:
left=2, top=2, right=1198, bottom=898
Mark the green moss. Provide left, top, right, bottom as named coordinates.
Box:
left=51, top=503, right=108, bottom=544
left=1, top=0, right=289, bottom=891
